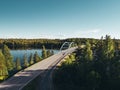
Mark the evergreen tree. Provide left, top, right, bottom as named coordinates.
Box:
left=47, top=50, right=51, bottom=57
left=96, top=36, right=104, bottom=60
left=15, top=57, right=22, bottom=71
left=23, top=53, right=29, bottom=68
left=84, top=40, right=93, bottom=61
left=0, top=51, right=8, bottom=77
left=69, top=53, right=75, bottom=61
left=29, top=53, right=34, bottom=65
left=102, top=35, right=115, bottom=60
left=34, top=51, right=41, bottom=63
left=2, top=44, right=14, bottom=71
left=42, top=45, right=47, bottom=59
left=51, top=50, right=54, bottom=55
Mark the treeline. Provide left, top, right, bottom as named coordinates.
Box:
left=0, top=39, right=62, bottom=49
left=53, top=35, right=120, bottom=90
left=15, top=45, right=54, bottom=71
left=0, top=37, right=120, bottom=50
left=0, top=45, right=54, bottom=81
left=0, top=38, right=120, bottom=50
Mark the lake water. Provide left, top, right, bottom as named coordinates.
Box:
left=10, top=49, right=59, bottom=62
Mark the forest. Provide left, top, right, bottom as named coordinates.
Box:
left=1, top=35, right=120, bottom=89
left=0, top=44, right=53, bottom=81
left=0, top=38, right=120, bottom=50
left=53, top=35, right=120, bottom=90
left=0, top=39, right=62, bottom=49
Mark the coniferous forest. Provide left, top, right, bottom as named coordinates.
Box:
left=0, top=0, right=120, bottom=89
left=0, top=39, right=62, bottom=49
left=53, top=35, right=120, bottom=90
left=1, top=35, right=120, bottom=90
left=0, top=44, right=53, bottom=81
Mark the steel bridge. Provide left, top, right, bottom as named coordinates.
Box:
left=60, top=42, right=75, bottom=51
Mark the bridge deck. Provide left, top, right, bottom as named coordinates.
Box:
left=0, top=47, right=77, bottom=90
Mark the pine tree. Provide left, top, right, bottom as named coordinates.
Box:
left=96, top=35, right=115, bottom=81
left=84, top=40, right=93, bottom=61
left=96, top=36, right=104, bottom=60
left=69, top=53, right=75, bottom=61
left=29, top=53, right=34, bottom=65
left=47, top=50, right=51, bottom=57
left=15, top=57, right=22, bottom=71
left=2, top=44, right=14, bottom=71
left=23, top=53, right=29, bottom=68
left=34, top=52, right=41, bottom=63
left=51, top=50, right=54, bottom=55
left=102, top=35, right=115, bottom=60
left=42, top=45, right=47, bottom=59
left=0, top=51, right=8, bottom=78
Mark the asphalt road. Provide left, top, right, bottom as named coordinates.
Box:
left=0, top=47, right=77, bottom=90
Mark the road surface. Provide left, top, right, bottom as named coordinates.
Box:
left=0, top=47, right=77, bottom=90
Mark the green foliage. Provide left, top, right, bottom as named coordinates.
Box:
left=53, top=35, right=120, bottom=90
left=0, top=39, right=62, bottom=49
left=0, top=51, right=8, bottom=77
left=61, top=54, right=76, bottom=66
left=42, top=45, right=47, bottom=59
left=47, top=50, right=51, bottom=57
left=51, top=50, right=54, bottom=55
left=0, top=37, right=119, bottom=51
left=2, top=45, right=14, bottom=71
left=84, top=40, right=93, bottom=61
left=69, top=53, right=75, bottom=61
left=34, top=52, right=41, bottom=63
left=96, top=35, right=115, bottom=60
left=102, top=35, right=115, bottom=59
left=23, top=53, right=29, bottom=68
left=29, top=53, right=34, bottom=65
left=15, top=57, right=22, bottom=71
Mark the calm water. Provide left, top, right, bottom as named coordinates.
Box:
left=10, top=49, right=59, bottom=62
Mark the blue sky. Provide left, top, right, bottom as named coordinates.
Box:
left=0, top=0, right=120, bottom=39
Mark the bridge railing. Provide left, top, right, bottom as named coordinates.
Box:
left=60, top=42, right=75, bottom=51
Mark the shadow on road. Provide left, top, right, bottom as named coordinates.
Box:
left=0, top=69, right=46, bottom=90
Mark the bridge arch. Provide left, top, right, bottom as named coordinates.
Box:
left=60, top=42, right=74, bottom=51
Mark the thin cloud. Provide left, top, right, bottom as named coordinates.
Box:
left=39, top=33, right=67, bottom=39
left=89, top=29, right=101, bottom=33
left=38, top=29, right=102, bottom=39
left=75, top=29, right=101, bottom=34
left=67, top=29, right=102, bottom=39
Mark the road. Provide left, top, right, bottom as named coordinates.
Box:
left=0, top=47, right=77, bottom=90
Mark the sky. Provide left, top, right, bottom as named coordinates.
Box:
left=0, top=0, right=120, bottom=39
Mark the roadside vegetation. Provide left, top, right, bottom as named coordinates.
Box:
left=0, top=45, right=54, bottom=81
left=53, top=35, right=120, bottom=90
left=1, top=35, right=120, bottom=89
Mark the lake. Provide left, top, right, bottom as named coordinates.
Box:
left=10, top=49, right=59, bottom=62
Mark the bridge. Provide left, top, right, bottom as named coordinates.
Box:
left=60, top=42, right=75, bottom=51
left=0, top=42, right=77, bottom=90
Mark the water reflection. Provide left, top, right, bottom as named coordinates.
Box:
left=10, top=49, right=59, bottom=63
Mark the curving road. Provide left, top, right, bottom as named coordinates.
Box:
left=0, top=47, right=77, bottom=90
